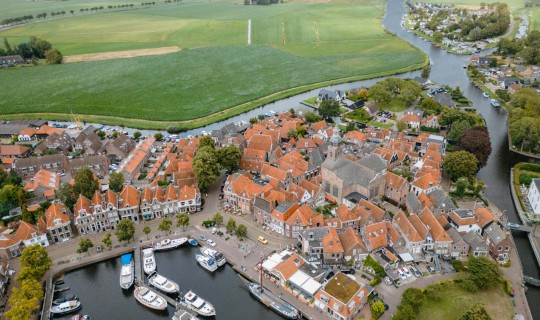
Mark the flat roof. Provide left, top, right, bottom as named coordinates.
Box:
left=289, top=270, right=321, bottom=296
left=323, top=272, right=361, bottom=304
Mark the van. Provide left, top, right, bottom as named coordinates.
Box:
left=257, top=236, right=268, bottom=245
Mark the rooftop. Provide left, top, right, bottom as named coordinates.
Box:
left=323, top=272, right=361, bottom=304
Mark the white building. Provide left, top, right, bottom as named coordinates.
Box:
left=528, top=179, right=540, bottom=215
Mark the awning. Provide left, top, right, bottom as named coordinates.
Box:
left=398, top=252, right=414, bottom=263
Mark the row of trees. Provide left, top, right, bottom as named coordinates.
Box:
left=1, top=37, right=62, bottom=64
left=507, top=88, right=540, bottom=153
left=498, top=30, right=540, bottom=65
left=5, top=245, right=51, bottom=320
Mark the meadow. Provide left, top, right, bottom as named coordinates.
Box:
left=0, top=0, right=426, bottom=128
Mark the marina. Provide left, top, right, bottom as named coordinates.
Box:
left=120, top=254, right=135, bottom=290
left=154, top=238, right=188, bottom=251
left=143, top=248, right=157, bottom=275
left=148, top=273, right=180, bottom=294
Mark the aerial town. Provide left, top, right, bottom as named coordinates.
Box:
left=1, top=0, right=540, bottom=320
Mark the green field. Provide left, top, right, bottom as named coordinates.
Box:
left=533, top=8, right=540, bottom=30
left=0, top=0, right=426, bottom=129
left=417, top=282, right=513, bottom=320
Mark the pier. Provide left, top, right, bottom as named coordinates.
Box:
left=523, top=275, right=540, bottom=287
left=134, top=246, right=142, bottom=283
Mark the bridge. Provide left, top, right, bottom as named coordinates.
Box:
left=523, top=275, right=540, bottom=287
left=506, top=222, right=532, bottom=233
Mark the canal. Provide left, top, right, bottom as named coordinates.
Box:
left=58, top=0, right=540, bottom=318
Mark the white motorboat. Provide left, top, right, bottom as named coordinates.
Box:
left=200, top=247, right=226, bottom=267
left=143, top=248, right=156, bottom=275
left=134, top=286, right=168, bottom=310
left=120, top=254, right=134, bottom=290
left=148, top=273, right=179, bottom=294
left=183, top=290, right=216, bottom=317
left=172, top=310, right=199, bottom=320
left=195, top=254, right=218, bottom=272
left=50, top=300, right=82, bottom=315
left=53, top=294, right=78, bottom=305
left=153, top=238, right=188, bottom=251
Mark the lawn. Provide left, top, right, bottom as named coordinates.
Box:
left=345, top=108, right=371, bottom=123
left=417, top=282, right=513, bottom=320
left=379, top=98, right=409, bottom=112
left=0, top=0, right=426, bottom=129
left=532, top=8, right=540, bottom=31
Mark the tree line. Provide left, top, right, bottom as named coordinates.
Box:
left=497, top=30, right=540, bottom=65
left=507, top=88, right=540, bottom=154
left=1, top=37, right=62, bottom=64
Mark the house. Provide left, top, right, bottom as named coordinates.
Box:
left=69, top=155, right=109, bottom=177
left=447, top=228, right=469, bottom=261
left=385, top=172, right=409, bottom=205
left=401, top=108, right=423, bottom=129
left=527, top=179, right=540, bottom=215
left=298, top=227, right=329, bottom=264
left=508, top=83, right=522, bottom=94
left=105, top=134, right=136, bottom=160
left=447, top=209, right=479, bottom=233
left=0, top=145, right=31, bottom=158
left=25, top=168, right=60, bottom=199
left=0, top=231, right=21, bottom=259
left=462, top=231, right=489, bottom=257
left=432, top=92, right=456, bottom=108
left=38, top=202, right=73, bottom=244
left=500, top=77, right=521, bottom=89
left=74, top=194, right=95, bottom=235
left=18, top=127, right=37, bottom=141
left=177, top=184, right=202, bottom=214
left=340, top=226, right=368, bottom=266
left=119, top=136, right=155, bottom=182
left=269, top=201, right=299, bottom=237
left=392, top=211, right=424, bottom=254
left=0, top=55, right=25, bottom=66
left=322, top=146, right=387, bottom=204
left=421, top=114, right=440, bottom=129
left=482, top=223, right=512, bottom=262
left=93, top=189, right=120, bottom=229
left=224, top=172, right=264, bottom=213
left=417, top=208, right=452, bottom=255
left=410, top=172, right=438, bottom=197
left=343, top=131, right=367, bottom=146
left=12, top=154, right=68, bottom=178
left=414, top=76, right=433, bottom=88
left=118, top=185, right=141, bottom=222
left=478, top=57, right=494, bottom=66
left=34, top=132, right=72, bottom=155
left=322, top=227, right=345, bottom=268
left=317, top=89, right=346, bottom=101
left=13, top=221, right=49, bottom=248
left=314, top=272, right=370, bottom=320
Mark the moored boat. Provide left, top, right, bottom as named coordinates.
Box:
left=53, top=294, right=79, bottom=305
left=70, top=315, right=90, bottom=320
left=183, top=290, right=215, bottom=316
left=248, top=282, right=299, bottom=320
left=172, top=309, right=199, bottom=320
left=134, top=286, right=168, bottom=310
left=148, top=272, right=180, bottom=294
left=188, top=239, right=198, bottom=246
left=120, top=254, right=134, bottom=290
left=143, top=248, right=156, bottom=275
left=200, top=247, right=226, bottom=267
left=490, top=99, right=500, bottom=107
left=50, top=300, right=82, bottom=315
left=153, top=238, right=188, bottom=251
left=195, top=254, right=218, bottom=272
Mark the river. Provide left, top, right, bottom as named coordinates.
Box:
left=58, top=0, right=540, bottom=318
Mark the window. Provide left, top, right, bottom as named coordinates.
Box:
left=498, top=246, right=502, bottom=251
left=325, top=182, right=330, bottom=193
left=505, top=246, right=510, bottom=251
left=332, top=185, right=338, bottom=197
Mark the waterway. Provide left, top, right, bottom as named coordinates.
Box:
left=59, top=0, right=540, bottom=318
left=57, top=245, right=282, bottom=320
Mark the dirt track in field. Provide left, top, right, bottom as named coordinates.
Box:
left=62, top=46, right=181, bottom=63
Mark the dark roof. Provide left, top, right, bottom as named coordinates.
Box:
left=432, top=92, right=455, bottom=108
left=253, top=196, right=271, bottom=214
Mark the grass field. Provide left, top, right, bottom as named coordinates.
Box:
left=417, top=282, right=513, bottom=320
left=532, top=7, right=540, bottom=30
left=0, top=0, right=426, bottom=129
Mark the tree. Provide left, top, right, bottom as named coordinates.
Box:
left=115, top=219, right=135, bottom=243
left=29, top=37, right=52, bottom=58
left=213, top=212, right=223, bottom=226
left=158, top=217, right=172, bottom=234
left=176, top=213, right=190, bottom=230
left=0, top=184, right=27, bottom=217
left=456, top=126, right=492, bottom=168
left=143, top=226, right=151, bottom=239
left=401, top=287, right=424, bottom=311
left=5, top=278, right=42, bottom=320
left=249, top=117, right=258, bottom=124
left=459, top=303, right=492, bottom=320
left=217, top=144, right=242, bottom=172
left=236, top=224, right=247, bottom=240
left=44, top=48, right=62, bottom=64
left=77, top=238, right=94, bottom=255
left=199, top=135, right=215, bottom=149
left=318, top=100, right=341, bottom=118
left=73, top=167, right=99, bottom=199
left=109, top=172, right=125, bottom=193
left=433, top=31, right=444, bottom=42
left=455, top=177, right=469, bottom=198
left=303, top=111, right=322, bottom=123
left=396, top=120, right=408, bottom=132
left=358, top=88, right=369, bottom=101
left=193, top=146, right=221, bottom=191
left=466, top=256, right=503, bottom=289
left=97, top=130, right=106, bottom=139
left=154, top=132, right=163, bottom=141
left=443, top=151, right=479, bottom=180
left=421, top=64, right=431, bottom=79
left=369, top=82, right=391, bottom=104
left=448, top=119, right=471, bottom=141
left=226, top=218, right=236, bottom=233
left=394, top=303, right=416, bottom=320
left=371, top=301, right=385, bottom=320
left=289, top=108, right=296, bottom=116
left=101, top=233, right=112, bottom=250
left=57, top=183, right=77, bottom=211
left=420, top=97, right=442, bottom=115
left=495, top=89, right=510, bottom=102
left=17, top=245, right=51, bottom=281
left=133, top=131, right=142, bottom=139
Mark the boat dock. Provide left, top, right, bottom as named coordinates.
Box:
left=134, top=246, right=143, bottom=283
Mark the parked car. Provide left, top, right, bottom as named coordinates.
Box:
left=207, top=239, right=216, bottom=247
left=410, top=266, right=422, bottom=277
left=199, top=234, right=207, bottom=241
left=384, top=277, right=392, bottom=285
left=427, top=265, right=436, bottom=274
left=257, top=236, right=268, bottom=245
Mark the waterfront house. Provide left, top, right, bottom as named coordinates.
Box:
left=140, top=186, right=165, bottom=219
left=0, top=231, right=21, bottom=260
left=92, top=190, right=119, bottom=230
left=527, top=178, right=540, bottom=215
left=118, top=185, right=141, bottom=222
left=13, top=221, right=49, bottom=248
left=38, top=202, right=73, bottom=244
left=447, top=209, right=480, bottom=233
left=74, top=194, right=95, bottom=235
left=314, top=272, right=370, bottom=320
left=177, top=184, right=201, bottom=214
left=482, top=223, right=512, bottom=262
left=317, top=89, right=345, bottom=102
left=462, top=231, right=489, bottom=257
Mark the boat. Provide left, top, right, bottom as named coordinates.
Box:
left=143, top=248, right=156, bottom=275
left=154, top=238, right=188, bottom=251
left=200, top=247, right=226, bottom=267
left=172, top=310, right=199, bottom=320
left=54, top=279, right=64, bottom=285
left=71, top=315, right=90, bottom=320
left=53, top=294, right=79, bottom=305
left=54, top=286, right=70, bottom=293
left=120, top=253, right=134, bottom=290
left=490, top=99, right=501, bottom=107
left=195, top=254, right=218, bottom=272
left=148, top=272, right=180, bottom=294
left=483, top=92, right=490, bottom=98
left=134, top=286, right=168, bottom=310
left=183, top=290, right=216, bottom=316
left=242, top=254, right=299, bottom=319
left=188, top=239, right=198, bottom=246
left=50, top=300, right=82, bottom=315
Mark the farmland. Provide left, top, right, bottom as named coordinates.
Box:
left=0, top=0, right=426, bottom=129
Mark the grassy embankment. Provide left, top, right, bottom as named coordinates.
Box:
left=0, top=0, right=426, bottom=129
left=513, top=162, right=540, bottom=210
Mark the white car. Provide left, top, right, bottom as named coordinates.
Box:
left=206, top=239, right=216, bottom=247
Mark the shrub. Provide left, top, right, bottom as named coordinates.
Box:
left=364, top=255, right=386, bottom=277
left=451, top=259, right=465, bottom=272
left=502, top=260, right=511, bottom=268
left=505, top=280, right=512, bottom=295
left=370, top=275, right=382, bottom=286
left=460, top=278, right=478, bottom=292
left=424, top=283, right=444, bottom=301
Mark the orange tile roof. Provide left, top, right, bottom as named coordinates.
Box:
left=14, top=221, right=44, bottom=241
left=261, top=164, right=288, bottom=181
left=408, top=214, right=428, bottom=240
left=105, top=189, right=118, bottom=206
left=412, top=173, right=437, bottom=190
left=276, top=151, right=308, bottom=177
left=38, top=202, right=70, bottom=230
left=422, top=149, right=443, bottom=166
left=119, top=185, right=140, bottom=208
left=247, top=134, right=273, bottom=153
left=178, top=185, right=198, bottom=200
left=0, top=145, right=30, bottom=156
left=418, top=207, right=451, bottom=242
left=36, top=125, right=63, bottom=136
left=322, top=227, right=344, bottom=254
left=164, top=184, right=178, bottom=201
left=448, top=210, right=476, bottom=226
left=336, top=205, right=359, bottom=223
left=271, top=202, right=300, bottom=222
left=357, top=200, right=385, bottom=222
left=339, top=226, right=367, bottom=254
left=92, top=190, right=103, bottom=206
left=295, top=138, right=317, bottom=149
left=401, top=114, right=421, bottom=123
left=19, top=127, right=37, bottom=136
left=343, top=130, right=367, bottom=144
left=386, top=172, right=407, bottom=190
left=273, top=253, right=304, bottom=280
left=418, top=192, right=433, bottom=208
left=75, top=194, right=91, bottom=216
left=299, top=179, right=320, bottom=198
left=30, top=169, right=60, bottom=191
left=364, top=221, right=388, bottom=250
left=142, top=187, right=154, bottom=203
left=311, top=120, right=328, bottom=133
left=393, top=211, right=422, bottom=242
left=474, top=207, right=495, bottom=228
left=285, top=204, right=316, bottom=227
